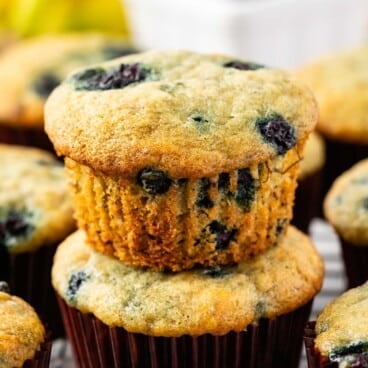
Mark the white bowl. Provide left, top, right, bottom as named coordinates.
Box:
left=124, top=0, right=368, bottom=69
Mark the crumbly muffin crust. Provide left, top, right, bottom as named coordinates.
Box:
left=324, top=159, right=368, bottom=245
left=296, top=46, right=368, bottom=144
left=52, top=226, right=324, bottom=337
left=45, top=49, right=318, bottom=178
left=0, top=144, right=75, bottom=253
left=0, top=33, right=136, bottom=128
left=0, top=289, right=45, bottom=368
left=315, top=281, right=368, bottom=362
left=299, top=131, right=325, bottom=180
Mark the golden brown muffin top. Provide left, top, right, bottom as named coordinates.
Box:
left=299, top=131, right=325, bottom=180
left=324, top=159, right=368, bottom=245
left=0, top=144, right=75, bottom=253
left=0, top=33, right=136, bottom=128
left=315, top=281, right=368, bottom=364
left=45, top=50, right=318, bottom=178
left=52, top=226, right=324, bottom=337
left=0, top=284, right=45, bottom=368
left=296, top=46, right=368, bottom=144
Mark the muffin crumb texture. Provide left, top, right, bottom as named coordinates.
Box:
left=0, top=290, right=45, bottom=368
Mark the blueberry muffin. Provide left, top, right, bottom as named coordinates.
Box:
left=324, top=159, right=368, bottom=288
left=0, top=32, right=137, bottom=151
left=52, top=225, right=324, bottom=368
left=296, top=46, right=368, bottom=199
left=292, top=131, right=325, bottom=232
left=304, top=281, right=368, bottom=367
left=0, top=143, right=75, bottom=336
left=0, top=281, right=51, bottom=368
left=45, top=49, right=318, bottom=271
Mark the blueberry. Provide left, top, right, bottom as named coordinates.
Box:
left=137, top=168, right=172, bottom=195
left=72, top=63, right=152, bottom=91
left=256, top=113, right=297, bottom=155
left=235, top=169, right=256, bottom=211
left=0, top=281, right=10, bottom=293
left=331, top=342, right=368, bottom=362
left=190, top=114, right=210, bottom=133
left=223, top=60, right=264, bottom=71
left=32, top=72, right=60, bottom=97
left=275, top=218, right=287, bottom=237
left=218, top=172, right=230, bottom=193
left=66, top=271, right=89, bottom=302
left=209, top=220, right=237, bottom=250
left=202, top=266, right=230, bottom=278
left=196, top=178, right=214, bottom=209
left=102, top=46, right=138, bottom=60
left=0, top=210, right=34, bottom=248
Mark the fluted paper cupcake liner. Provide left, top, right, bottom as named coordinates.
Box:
left=58, top=295, right=313, bottom=368
left=3, top=244, right=65, bottom=338
left=292, top=169, right=323, bottom=233
left=0, top=125, right=55, bottom=153
left=23, top=332, right=52, bottom=368
left=340, top=239, right=368, bottom=289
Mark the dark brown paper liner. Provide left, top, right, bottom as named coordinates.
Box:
left=58, top=295, right=313, bottom=368
left=321, top=137, right=368, bottom=213
left=340, top=239, right=368, bottom=289
left=1, top=244, right=65, bottom=338
left=23, top=332, right=52, bottom=368
left=292, top=169, right=323, bottom=233
left=304, top=321, right=337, bottom=368
left=0, top=124, right=55, bottom=153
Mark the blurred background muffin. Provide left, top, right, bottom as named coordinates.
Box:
left=304, top=281, right=368, bottom=367
left=292, top=131, right=325, bottom=233
left=0, top=33, right=137, bottom=152
left=324, top=159, right=368, bottom=289
left=0, top=281, right=51, bottom=368
left=0, top=144, right=75, bottom=337
left=296, top=46, right=368, bottom=204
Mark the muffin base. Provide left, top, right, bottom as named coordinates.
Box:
left=1, top=244, right=65, bottom=338
left=304, top=321, right=336, bottom=368
left=23, top=333, right=52, bottom=368
left=321, top=137, right=368, bottom=212
left=66, top=145, right=301, bottom=271
left=340, top=239, right=368, bottom=289
left=58, top=296, right=313, bottom=368
left=292, top=169, right=322, bottom=233
left=0, top=124, right=55, bottom=153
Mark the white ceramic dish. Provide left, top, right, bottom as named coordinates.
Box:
left=124, top=0, right=368, bottom=69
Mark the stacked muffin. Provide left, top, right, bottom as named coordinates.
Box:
left=45, top=50, right=324, bottom=367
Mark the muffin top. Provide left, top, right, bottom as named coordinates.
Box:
left=0, top=144, right=75, bottom=253
left=45, top=50, right=318, bottom=178
left=299, top=131, right=325, bottom=180
left=315, top=281, right=368, bottom=365
left=296, top=46, right=368, bottom=144
left=0, top=282, right=46, bottom=368
left=52, top=226, right=324, bottom=337
left=324, top=159, right=368, bottom=246
left=0, top=33, right=137, bottom=128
